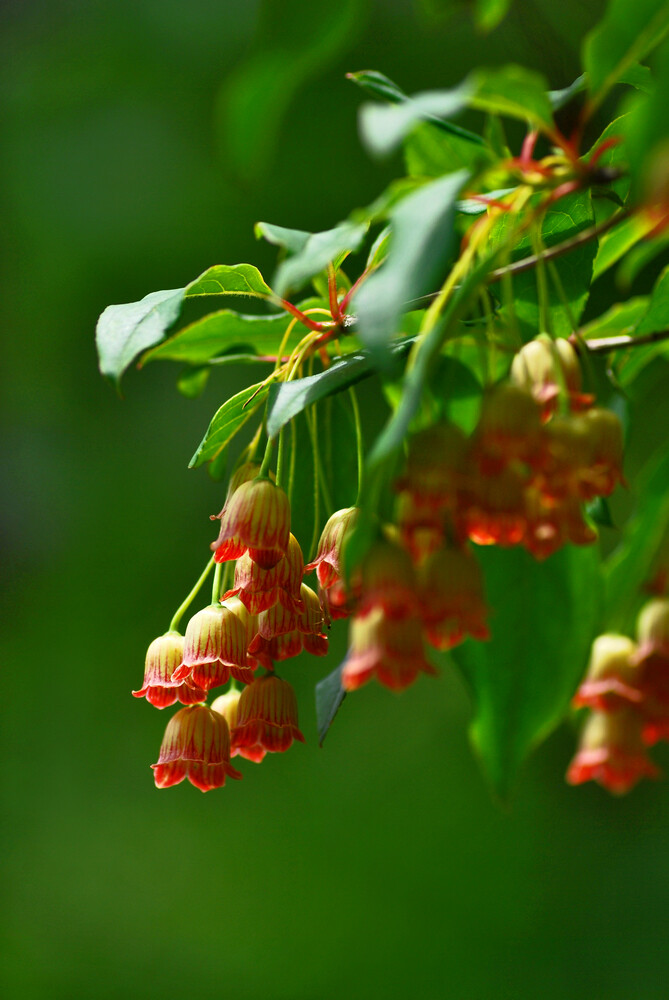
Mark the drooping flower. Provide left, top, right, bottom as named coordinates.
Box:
left=572, top=634, right=644, bottom=712
left=418, top=546, right=489, bottom=650
left=577, top=407, right=626, bottom=500
left=173, top=604, right=254, bottom=691
left=471, top=384, right=543, bottom=474
left=341, top=606, right=437, bottom=692
left=211, top=687, right=266, bottom=763
left=523, top=491, right=597, bottom=560
left=211, top=477, right=291, bottom=569
left=223, top=533, right=304, bottom=615
left=633, top=599, right=669, bottom=745
left=357, top=538, right=420, bottom=619
left=566, top=709, right=659, bottom=795
left=152, top=704, right=242, bottom=791
left=510, top=336, right=593, bottom=420
left=305, top=507, right=358, bottom=589
left=463, top=467, right=528, bottom=547
left=132, top=632, right=206, bottom=708
left=232, top=675, right=305, bottom=758
left=248, top=584, right=329, bottom=666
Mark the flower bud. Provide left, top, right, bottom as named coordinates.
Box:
left=152, top=704, right=242, bottom=791
left=132, top=632, right=206, bottom=708
left=635, top=598, right=669, bottom=662
left=232, top=675, right=305, bottom=757
left=211, top=477, right=291, bottom=569
left=566, top=709, right=659, bottom=795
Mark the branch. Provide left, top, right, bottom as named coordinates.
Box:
left=576, top=328, right=669, bottom=354
left=486, top=209, right=631, bottom=284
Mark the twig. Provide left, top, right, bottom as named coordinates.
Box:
left=575, top=328, right=669, bottom=354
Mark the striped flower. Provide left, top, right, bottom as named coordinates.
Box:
left=211, top=477, right=291, bottom=569
left=132, top=632, right=206, bottom=709
left=232, top=675, right=305, bottom=758
left=152, top=705, right=242, bottom=792
left=173, top=604, right=255, bottom=691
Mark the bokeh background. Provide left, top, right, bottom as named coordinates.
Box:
left=3, top=1, right=669, bottom=998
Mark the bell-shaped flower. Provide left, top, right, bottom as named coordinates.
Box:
left=223, top=533, right=304, bottom=615
left=341, top=606, right=437, bottom=692
left=510, top=337, right=593, bottom=421
left=471, top=384, right=542, bottom=474
left=249, top=584, right=329, bottom=666
left=566, top=709, right=659, bottom=795
left=577, top=407, right=625, bottom=500
left=173, top=604, right=254, bottom=691
left=211, top=477, right=291, bottom=569
left=572, top=634, right=644, bottom=712
left=152, top=704, right=242, bottom=791
left=463, top=467, right=527, bottom=547
left=305, top=507, right=358, bottom=589
left=395, top=422, right=470, bottom=507
left=232, top=675, right=305, bottom=758
left=418, top=546, right=489, bottom=650
left=132, top=632, right=206, bottom=708
left=211, top=687, right=265, bottom=763
left=358, top=538, right=420, bottom=619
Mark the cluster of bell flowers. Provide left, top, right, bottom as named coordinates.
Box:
left=567, top=598, right=669, bottom=795
left=396, top=337, right=624, bottom=565
left=132, top=335, right=627, bottom=792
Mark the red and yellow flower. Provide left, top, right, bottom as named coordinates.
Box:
left=152, top=704, right=242, bottom=791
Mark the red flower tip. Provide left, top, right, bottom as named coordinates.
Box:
left=132, top=632, right=206, bottom=708
left=304, top=507, right=358, bottom=589
left=572, top=634, right=642, bottom=712
left=342, top=606, right=437, bottom=692
left=232, top=675, right=305, bottom=756
left=566, top=709, right=659, bottom=795
left=152, top=705, right=242, bottom=791
left=211, top=478, right=291, bottom=568
left=224, top=533, right=304, bottom=615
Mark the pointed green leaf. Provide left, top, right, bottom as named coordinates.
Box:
left=141, top=306, right=323, bottom=366
left=636, top=264, right=669, bottom=334
left=605, top=447, right=669, bottom=632
left=451, top=545, right=602, bottom=799
left=266, top=338, right=414, bottom=438
left=189, top=383, right=269, bottom=469
left=469, top=65, right=555, bottom=131
left=315, top=663, right=347, bottom=745
left=185, top=264, right=272, bottom=299
left=581, top=297, right=649, bottom=340
left=273, top=221, right=368, bottom=298
left=96, top=287, right=185, bottom=389
left=254, top=222, right=311, bottom=254
left=358, top=81, right=474, bottom=157
left=583, top=0, right=669, bottom=108
left=353, top=170, right=469, bottom=351
left=593, top=213, right=659, bottom=280
left=549, top=74, right=587, bottom=111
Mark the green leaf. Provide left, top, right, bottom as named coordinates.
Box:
left=357, top=81, right=474, bottom=157
left=587, top=496, right=615, bottom=528
left=617, top=232, right=669, bottom=287
left=254, top=222, right=311, bottom=254
left=405, top=122, right=494, bottom=178
left=177, top=366, right=210, bottom=399
left=619, top=62, right=654, bottom=94
left=636, top=264, right=669, bottom=334
left=353, top=170, right=469, bottom=351
left=96, top=287, right=184, bottom=389
left=605, top=446, right=669, bottom=632
left=273, top=221, right=368, bottom=298
left=189, top=383, right=268, bottom=469
left=623, top=42, right=669, bottom=199
left=580, top=297, right=649, bottom=340
left=315, top=663, right=347, bottom=745
left=548, top=74, right=587, bottom=111
left=592, top=213, right=659, bottom=280
left=451, top=544, right=602, bottom=799
left=583, top=0, right=669, bottom=108
left=474, top=0, right=511, bottom=32
left=469, top=65, right=555, bottom=131
left=141, top=306, right=321, bottom=366
left=348, top=69, right=485, bottom=147
left=185, top=264, right=272, bottom=299
left=266, top=338, right=414, bottom=438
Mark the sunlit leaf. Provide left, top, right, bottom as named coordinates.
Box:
left=315, top=663, right=347, bottom=746
left=469, top=65, right=555, bottom=131
left=583, top=0, right=669, bottom=107
left=189, top=383, right=269, bottom=469
left=185, top=264, right=272, bottom=299
left=474, top=0, right=512, bottom=32
left=273, top=221, right=368, bottom=298
left=358, top=81, right=473, bottom=157
left=592, top=213, right=659, bottom=280
left=177, top=366, right=210, bottom=399
left=353, top=170, right=469, bottom=351
left=451, top=544, right=602, bottom=800
left=96, top=287, right=184, bottom=389
left=636, top=264, right=669, bottom=334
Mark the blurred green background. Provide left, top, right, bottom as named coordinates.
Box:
left=4, top=2, right=669, bottom=998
